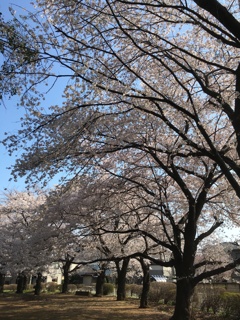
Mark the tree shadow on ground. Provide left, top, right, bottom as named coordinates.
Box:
left=0, top=294, right=170, bottom=320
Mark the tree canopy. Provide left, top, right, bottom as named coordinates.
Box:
left=1, top=1, right=240, bottom=320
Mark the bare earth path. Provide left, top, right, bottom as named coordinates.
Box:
left=0, top=294, right=171, bottom=320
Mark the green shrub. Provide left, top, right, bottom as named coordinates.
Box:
left=126, top=284, right=142, bottom=297
left=103, top=283, right=114, bottom=295
left=199, top=287, right=240, bottom=318
left=148, top=282, right=176, bottom=305
left=221, top=292, right=240, bottom=320
left=148, top=282, right=162, bottom=303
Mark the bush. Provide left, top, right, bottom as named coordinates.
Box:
left=126, top=284, right=142, bottom=297
left=200, top=285, right=226, bottom=314
left=103, top=283, right=114, bottom=295
left=25, top=284, right=34, bottom=291
left=68, top=284, right=77, bottom=293
left=45, top=282, right=60, bottom=293
left=148, top=282, right=161, bottom=303
left=221, top=292, right=240, bottom=320
left=198, top=286, right=240, bottom=319
left=3, top=284, right=17, bottom=292
left=148, top=282, right=176, bottom=305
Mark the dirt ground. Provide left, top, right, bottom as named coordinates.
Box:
left=0, top=294, right=171, bottom=320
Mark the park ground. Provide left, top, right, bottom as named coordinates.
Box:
left=0, top=293, right=221, bottom=320
left=0, top=294, right=171, bottom=320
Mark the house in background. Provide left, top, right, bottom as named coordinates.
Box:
left=149, top=264, right=175, bottom=282
left=41, top=262, right=63, bottom=285
left=69, top=264, right=100, bottom=286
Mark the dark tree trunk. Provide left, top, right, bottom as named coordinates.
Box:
left=116, top=258, right=130, bottom=301
left=95, top=263, right=107, bottom=297
left=62, top=255, right=74, bottom=294
left=16, top=272, right=27, bottom=294
left=0, top=273, right=5, bottom=293
left=62, top=268, right=69, bottom=294
left=170, top=237, right=197, bottom=320
left=234, top=63, right=240, bottom=160
left=95, top=269, right=105, bottom=297
left=193, top=0, right=240, bottom=41
left=34, top=273, right=42, bottom=296
left=170, top=278, right=195, bottom=320
left=139, top=258, right=150, bottom=308
left=168, top=195, right=198, bottom=320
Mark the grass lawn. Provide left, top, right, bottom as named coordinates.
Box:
left=0, top=293, right=171, bottom=320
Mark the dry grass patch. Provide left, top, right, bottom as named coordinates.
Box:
left=0, top=293, right=171, bottom=320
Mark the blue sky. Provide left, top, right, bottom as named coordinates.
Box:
left=0, top=1, right=36, bottom=193
left=0, top=1, right=70, bottom=194
left=0, top=0, right=63, bottom=196
left=0, top=1, right=67, bottom=194
left=0, top=98, right=26, bottom=192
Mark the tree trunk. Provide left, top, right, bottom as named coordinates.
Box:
left=34, top=273, right=42, bottom=295
left=170, top=278, right=195, bottom=320
left=116, top=258, right=130, bottom=301
left=0, top=273, right=5, bottom=293
left=139, top=258, right=150, bottom=308
left=16, top=272, right=27, bottom=294
left=233, top=63, right=240, bottom=160
left=62, top=269, right=69, bottom=294
left=62, top=255, right=74, bottom=293
left=95, top=269, right=105, bottom=296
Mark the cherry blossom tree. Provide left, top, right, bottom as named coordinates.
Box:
left=0, top=190, right=53, bottom=293
left=35, top=187, right=96, bottom=294
left=47, top=167, right=240, bottom=314
left=1, top=1, right=240, bottom=319
left=195, top=240, right=234, bottom=282
left=44, top=181, right=147, bottom=300
left=0, top=188, right=95, bottom=294
left=84, top=165, right=240, bottom=316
